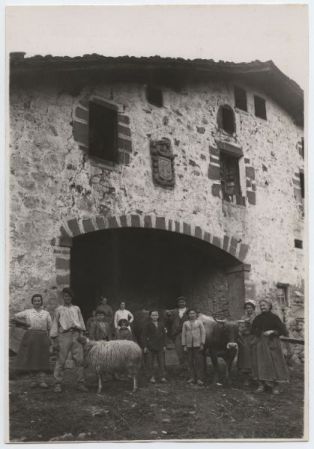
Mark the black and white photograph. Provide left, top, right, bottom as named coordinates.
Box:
left=5, top=3, right=308, bottom=442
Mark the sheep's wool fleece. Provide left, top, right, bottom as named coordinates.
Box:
left=87, top=340, right=142, bottom=373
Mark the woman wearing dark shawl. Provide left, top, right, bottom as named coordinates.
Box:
left=251, top=299, right=289, bottom=394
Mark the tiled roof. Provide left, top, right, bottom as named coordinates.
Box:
left=10, top=53, right=304, bottom=126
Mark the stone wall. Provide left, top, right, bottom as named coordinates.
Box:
left=9, top=77, right=304, bottom=342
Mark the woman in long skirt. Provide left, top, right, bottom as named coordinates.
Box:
left=13, top=294, right=52, bottom=388
left=251, top=299, right=289, bottom=395
left=237, top=300, right=256, bottom=385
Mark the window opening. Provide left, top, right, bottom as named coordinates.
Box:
left=234, top=86, right=247, bottom=111
left=220, top=152, right=241, bottom=202
left=217, top=105, right=236, bottom=134
left=300, top=171, right=304, bottom=199
left=89, top=101, right=118, bottom=163
left=146, top=85, right=163, bottom=107
left=294, top=239, right=303, bottom=249
left=254, top=95, right=267, bottom=120
left=277, top=283, right=289, bottom=323
left=276, top=284, right=289, bottom=307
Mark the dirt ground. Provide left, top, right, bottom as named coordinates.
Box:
left=9, top=362, right=305, bottom=442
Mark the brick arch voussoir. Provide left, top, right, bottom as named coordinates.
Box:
left=58, top=214, right=249, bottom=264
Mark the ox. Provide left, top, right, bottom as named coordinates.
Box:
left=199, top=314, right=239, bottom=385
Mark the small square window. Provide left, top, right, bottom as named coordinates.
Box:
left=294, top=239, right=303, bottom=249
left=220, top=152, right=241, bottom=202
left=234, top=86, right=247, bottom=111
left=146, top=85, right=163, bottom=107
left=254, top=95, right=267, bottom=120
left=89, top=101, right=118, bottom=163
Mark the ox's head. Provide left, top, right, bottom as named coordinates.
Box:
left=225, top=321, right=239, bottom=364
left=214, top=319, right=239, bottom=364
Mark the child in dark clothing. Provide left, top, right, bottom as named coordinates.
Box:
left=142, top=310, right=167, bottom=383
left=115, top=319, right=133, bottom=340
left=89, top=311, right=110, bottom=341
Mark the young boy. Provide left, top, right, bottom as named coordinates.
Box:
left=89, top=311, right=110, bottom=341
left=115, top=318, right=133, bottom=340
left=142, top=310, right=167, bottom=384
left=181, top=308, right=206, bottom=386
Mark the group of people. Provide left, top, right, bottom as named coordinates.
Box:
left=11, top=289, right=290, bottom=395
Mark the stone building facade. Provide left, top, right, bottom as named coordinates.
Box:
left=9, top=54, right=305, bottom=356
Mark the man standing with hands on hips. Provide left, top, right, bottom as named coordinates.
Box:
left=50, top=287, right=88, bottom=393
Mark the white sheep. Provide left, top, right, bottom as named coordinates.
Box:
left=79, top=337, right=142, bottom=393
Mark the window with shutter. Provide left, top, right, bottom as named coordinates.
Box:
left=254, top=95, right=267, bottom=120
left=217, top=105, right=236, bottom=134
left=89, top=100, right=118, bottom=162
left=234, top=86, right=247, bottom=111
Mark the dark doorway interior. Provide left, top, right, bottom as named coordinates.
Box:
left=71, top=228, right=240, bottom=320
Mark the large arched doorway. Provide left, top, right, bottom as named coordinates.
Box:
left=70, top=226, right=245, bottom=321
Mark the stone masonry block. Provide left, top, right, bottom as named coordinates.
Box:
left=183, top=222, right=191, bottom=236
left=247, top=191, right=256, bottom=205
left=168, top=220, right=173, bottom=231
left=82, top=218, right=96, bottom=234
left=118, top=137, right=132, bottom=152
left=208, top=164, right=221, bottom=180
left=203, top=232, right=211, bottom=243
left=56, top=258, right=70, bottom=270
left=239, top=243, right=249, bottom=261
left=210, top=156, right=220, bottom=164
left=67, top=219, right=81, bottom=237
left=229, top=237, right=238, bottom=256
left=120, top=215, right=128, bottom=227
left=56, top=274, right=70, bottom=286
left=117, top=124, right=131, bottom=137
left=175, top=221, right=180, bottom=233
left=223, top=235, right=230, bottom=251
left=209, top=145, right=220, bottom=156
left=75, top=107, right=88, bottom=121
left=156, top=217, right=166, bottom=230
left=60, top=225, right=70, bottom=238
left=108, top=216, right=119, bottom=228
left=245, top=166, right=255, bottom=180
left=144, top=215, right=152, bottom=228
left=59, top=236, right=73, bottom=248
left=131, top=215, right=141, bottom=227
left=118, top=115, right=130, bottom=125
left=194, top=226, right=202, bottom=239
left=212, top=236, right=221, bottom=248
left=72, top=120, right=88, bottom=147
left=212, top=184, right=221, bottom=198
left=118, top=151, right=130, bottom=165
left=95, top=216, right=107, bottom=230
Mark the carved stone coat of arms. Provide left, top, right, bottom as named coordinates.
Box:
left=150, top=139, right=175, bottom=188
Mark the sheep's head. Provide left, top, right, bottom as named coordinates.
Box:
left=77, top=335, right=88, bottom=345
